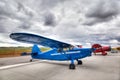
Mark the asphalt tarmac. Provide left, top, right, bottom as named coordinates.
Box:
left=0, top=56, right=38, bottom=67
left=0, top=53, right=120, bottom=80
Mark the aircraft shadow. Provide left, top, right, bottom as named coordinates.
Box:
left=37, top=60, right=69, bottom=67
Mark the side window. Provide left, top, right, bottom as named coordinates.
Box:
left=57, top=48, right=62, bottom=53
left=63, top=48, right=67, bottom=51
left=57, top=47, right=73, bottom=52
left=63, top=48, right=70, bottom=51
left=69, top=46, right=74, bottom=50
left=57, top=48, right=69, bottom=52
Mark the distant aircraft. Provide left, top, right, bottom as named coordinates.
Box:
left=92, top=44, right=111, bottom=56
left=10, top=33, right=94, bottom=69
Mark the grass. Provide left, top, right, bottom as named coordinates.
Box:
left=0, top=47, right=50, bottom=58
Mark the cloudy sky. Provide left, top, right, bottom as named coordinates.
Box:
left=0, top=0, right=120, bottom=47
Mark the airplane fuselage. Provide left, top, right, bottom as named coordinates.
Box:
left=31, top=48, right=92, bottom=61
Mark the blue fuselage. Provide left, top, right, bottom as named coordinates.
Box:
left=31, top=48, right=92, bottom=61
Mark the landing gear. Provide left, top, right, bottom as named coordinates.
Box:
left=69, top=59, right=75, bottom=69
left=69, top=64, right=75, bottom=69
left=102, top=53, right=107, bottom=56
left=30, top=59, right=33, bottom=62
left=77, top=60, right=82, bottom=65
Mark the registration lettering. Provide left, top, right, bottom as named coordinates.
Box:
left=51, top=51, right=81, bottom=56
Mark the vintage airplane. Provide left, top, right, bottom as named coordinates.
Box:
left=92, top=44, right=111, bottom=56
left=10, top=33, right=94, bottom=69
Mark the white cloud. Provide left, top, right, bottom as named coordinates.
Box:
left=0, top=0, right=120, bottom=47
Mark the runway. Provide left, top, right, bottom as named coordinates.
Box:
left=0, top=53, right=120, bottom=80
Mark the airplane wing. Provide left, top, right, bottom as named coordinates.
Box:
left=10, top=33, right=72, bottom=48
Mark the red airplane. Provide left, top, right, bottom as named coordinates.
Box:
left=92, top=44, right=111, bottom=56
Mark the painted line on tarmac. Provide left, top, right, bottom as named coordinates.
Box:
left=0, top=62, right=38, bottom=70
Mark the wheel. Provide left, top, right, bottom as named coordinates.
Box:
left=69, top=64, right=75, bottom=69
left=77, top=60, right=82, bottom=65
left=30, top=59, right=33, bottom=62
left=102, top=53, right=107, bottom=56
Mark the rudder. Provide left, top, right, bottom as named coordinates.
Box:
left=31, top=44, right=41, bottom=57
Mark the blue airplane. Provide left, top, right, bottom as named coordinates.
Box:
left=10, top=33, right=94, bottom=69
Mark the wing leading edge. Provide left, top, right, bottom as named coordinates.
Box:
left=10, top=33, right=72, bottom=48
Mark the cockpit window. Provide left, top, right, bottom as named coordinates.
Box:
left=57, top=46, right=75, bottom=52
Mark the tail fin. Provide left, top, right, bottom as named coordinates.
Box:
left=31, top=45, right=41, bottom=57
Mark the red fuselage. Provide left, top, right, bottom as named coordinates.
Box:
left=94, top=46, right=111, bottom=53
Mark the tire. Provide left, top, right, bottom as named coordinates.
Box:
left=30, top=59, right=33, bottom=62
left=69, top=64, right=75, bottom=69
left=78, top=60, right=82, bottom=65
left=102, top=53, right=107, bottom=56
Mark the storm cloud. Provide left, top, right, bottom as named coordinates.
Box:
left=0, top=0, right=120, bottom=47
left=43, top=12, right=56, bottom=26
left=84, top=0, right=120, bottom=25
